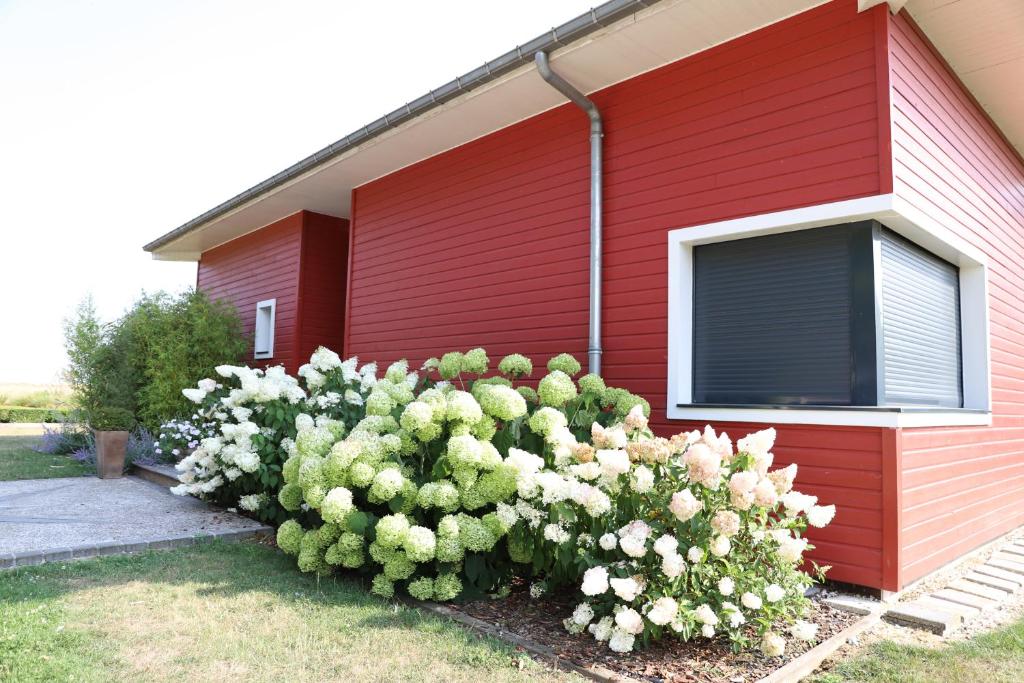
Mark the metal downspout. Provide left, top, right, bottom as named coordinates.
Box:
left=534, top=51, right=603, bottom=375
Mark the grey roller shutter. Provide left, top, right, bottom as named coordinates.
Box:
left=692, top=227, right=863, bottom=405
left=879, top=229, right=962, bottom=407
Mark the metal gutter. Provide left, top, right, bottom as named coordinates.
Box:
left=534, top=51, right=603, bottom=376
left=143, top=0, right=658, bottom=253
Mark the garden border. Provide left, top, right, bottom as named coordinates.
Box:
left=413, top=599, right=881, bottom=683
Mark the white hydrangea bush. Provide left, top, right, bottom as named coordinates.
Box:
left=170, top=347, right=377, bottom=522
left=503, top=405, right=836, bottom=656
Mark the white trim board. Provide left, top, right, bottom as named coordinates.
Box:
left=665, top=194, right=992, bottom=428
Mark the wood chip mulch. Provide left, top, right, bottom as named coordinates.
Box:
left=458, top=585, right=858, bottom=682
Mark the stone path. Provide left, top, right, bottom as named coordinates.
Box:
left=0, top=476, right=271, bottom=569
left=885, top=541, right=1024, bottom=635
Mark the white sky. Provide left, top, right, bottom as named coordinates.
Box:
left=0, top=0, right=596, bottom=384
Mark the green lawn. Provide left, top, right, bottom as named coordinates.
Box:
left=0, top=435, right=93, bottom=481
left=0, top=541, right=574, bottom=683
left=813, top=617, right=1024, bottom=682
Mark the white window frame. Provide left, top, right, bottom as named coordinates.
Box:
left=254, top=298, right=276, bottom=360
left=666, top=194, right=991, bottom=428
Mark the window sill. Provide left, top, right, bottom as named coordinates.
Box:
left=668, top=404, right=992, bottom=428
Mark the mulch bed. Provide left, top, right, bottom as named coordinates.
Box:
left=458, top=584, right=858, bottom=682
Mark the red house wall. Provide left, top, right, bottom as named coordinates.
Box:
left=198, top=211, right=348, bottom=374
left=347, top=0, right=891, bottom=587
left=888, top=13, right=1024, bottom=586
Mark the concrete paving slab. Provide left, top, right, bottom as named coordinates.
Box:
left=918, top=596, right=980, bottom=619
left=1002, top=545, right=1024, bottom=559
left=950, top=577, right=1012, bottom=600
left=932, top=588, right=1000, bottom=610
left=884, top=601, right=961, bottom=635
left=964, top=570, right=1020, bottom=592
left=823, top=594, right=880, bottom=616
left=0, top=476, right=270, bottom=568
left=989, top=557, right=1024, bottom=575
left=974, top=564, right=1024, bottom=586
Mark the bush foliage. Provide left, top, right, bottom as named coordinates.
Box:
left=63, top=291, right=247, bottom=429
left=0, top=406, right=69, bottom=423
left=172, top=346, right=834, bottom=657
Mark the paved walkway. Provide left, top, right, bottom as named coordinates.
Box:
left=0, top=476, right=271, bottom=569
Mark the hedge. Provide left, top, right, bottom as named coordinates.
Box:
left=0, top=406, right=71, bottom=423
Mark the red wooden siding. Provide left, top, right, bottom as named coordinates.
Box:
left=297, top=212, right=349, bottom=365
left=198, top=211, right=348, bottom=374
left=347, top=0, right=890, bottom=586
left=198, top=213, right=304, bottom=372
left=888, top=11, right=1024, bottom=585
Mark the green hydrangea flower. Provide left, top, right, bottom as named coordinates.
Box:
left=371, top=573, right=395, bottom=599
left=281, top=455, right=302, bottom=484
left=577, top=373, right=606, bottom=395
left=368, top=541, right=397, bottom=565
left=375, top=514, right=410, bottom=549
left=321, top=487, right=354, bottom=524
left=477, top=384, right=528, bottom=421
left=407, top=577, right=434, bottom=601
left=366, top=391, right=396, bottom=417
left=516, top=386, right=539, bottom=403
left=337, top=531, right=363, bottom=553
left=507, top=535, right=533, bottom=564
left=481, top=511, right=509, bottom=538
left=459, top=486, right=486, bottom=511
left=349, top=461, right=376, bottom=488
left=395, top=429, right=418, bottom=456
left=383, top=380, right=414, bottom=405
left=547, top=353, right=582, bottom=376
left=433, top=573, right=462, bottom=601
left=528, top=406, right=568, bottom=437
left=404, top=526, right=437, bottom=562
left=321, top=419, right=347, bottom=442
left=415, top=421, right=442, bottom=443
left=435, top=535, right=464, bottom=563
left=417, top=388, right=447, bottom=419
left=437, top=515, right=460, bottom=538
left=438, top=352, right=463, bottom=380
left=385, top=359, right=409, bottom=384
left=304, top=484, right=326, bottom=508
left=614, top=392, right=651, bottom=418
left=399, top=401, right=433, bottom=432
left=498, top=353, right=533, bottom=378
left=296, top=426, right=334, bottom=458
left=599, top=386, right=628, bottom=409
left=538, top=370, right=577, bottom=407
left=457, top=514, right=498, bottom=552
left=278, top=483, right=303, bottom=512
left=476, top=465, right=518, bottom=504
left=298, top=456, right=325, bottom=490
left=369, top=468, right=405, bottom=502
left=383, top=551, right=416, bottom=581
left=478, top=442, right=503, bottom=471
left=446, top=434, right=483, bottom=468
left=276, top=519, right=304, bottom=555
left=471, top=414, right=498, bottom=441
left=445, top=391, right=482, bottom=424
left=319, top=522, right=342, bottom=545
left=297, top=530, right=330, bottom=574
left=460, top=348, right=489, bottom=375
left=380, top=434, right=402, bottom=456
left=452, top=465, right=478, bottom=489
left=340, top=549, right=364, bottom=569
left=353, top=415, right=399, bottom=435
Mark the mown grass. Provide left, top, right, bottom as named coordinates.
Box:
left=0, top=435, right=92, bottom=481
left=0, top=541, right=576, bottom=683
left=813, top=617, right=1024, bottom=682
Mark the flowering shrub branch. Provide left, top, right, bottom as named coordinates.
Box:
left=172, top=345, right=835, bottom=656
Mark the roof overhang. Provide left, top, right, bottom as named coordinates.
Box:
left=146, top=0, right=1024, bottom=261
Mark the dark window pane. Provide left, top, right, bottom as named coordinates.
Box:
left=692, top=227, right=856, bottom=405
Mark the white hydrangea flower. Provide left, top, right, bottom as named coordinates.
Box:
left=614, top=607, right=644, bottom=635
left=647, top=597, right=678, bottom=626
left=661, top=552, right=685, bottom=578
left=790, top=620, right=818, bottom=641
left=599, top=533, right=618, bottom=551
left=581, top=566, right=610, bottom=596
left=718, top=577, right=735, bottom=596
left=608, top=628, right=635, bottom=653
left=609, top=577, right=642, bottom=602
left=807, top=504, right=836, bottom=528
left=741, top=592, right=763, bottom=610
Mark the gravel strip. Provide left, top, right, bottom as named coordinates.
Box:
left=456, top=584, right=858, bottom=682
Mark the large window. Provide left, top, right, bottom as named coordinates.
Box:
left=691, top=222, right=962, bottom=408
left=666, top=196, right=990, bottom=427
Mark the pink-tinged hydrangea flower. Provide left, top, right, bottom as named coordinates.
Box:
left=768, top=463, right=798, bottom=494
left=711, top=510, right=741, bottom=537
left=753, top=478, right=779, bottom=507
left=669, top=489, right=703, bottom=522
left=728, top=470, right=758, bottom=510
left=684, top=443, right=722, bottom=489
left=737, top=427, right=776, bottom=457
left=624, top=404, right=649, bottom=431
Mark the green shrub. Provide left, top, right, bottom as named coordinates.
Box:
left=88, top=407, right=136, bottom=431
left=0, top=406, right=70, bottom=423
left=63, top=290, right=247, bottom=430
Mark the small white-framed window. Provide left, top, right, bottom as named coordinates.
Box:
left=254, top=299, right=276, bottom=360
left=666, top=195, right=991, bottom=428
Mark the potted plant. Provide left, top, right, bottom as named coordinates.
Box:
left=89, top=407, right=135, bottom=479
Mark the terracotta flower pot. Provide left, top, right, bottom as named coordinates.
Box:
left=94, top=430, right=129, bottom=479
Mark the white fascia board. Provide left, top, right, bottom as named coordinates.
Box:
left=666, top=193, right=992, bottom=429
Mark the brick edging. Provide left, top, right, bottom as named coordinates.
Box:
left=0, top=526, right=273, bottom=571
